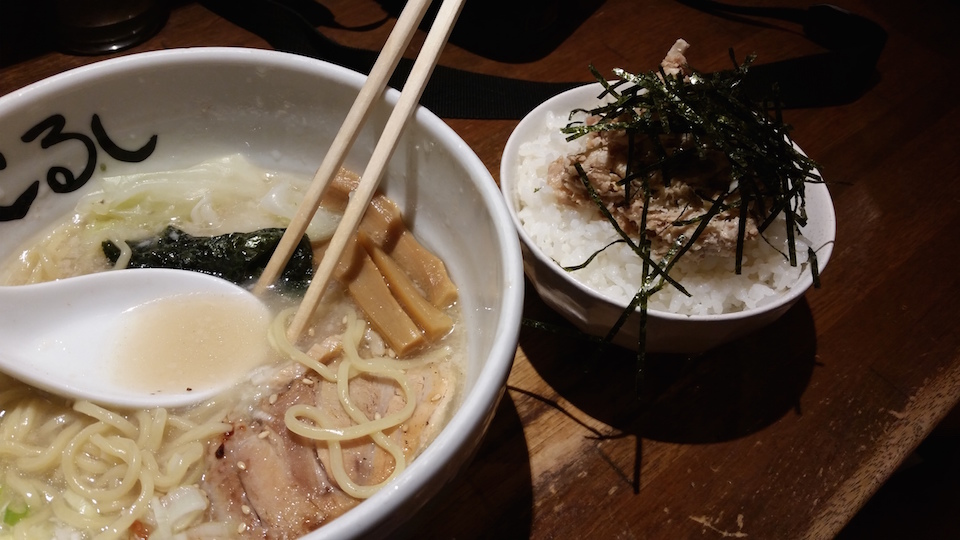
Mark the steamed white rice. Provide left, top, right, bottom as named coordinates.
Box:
left=514, top=111, right=810, bottom=316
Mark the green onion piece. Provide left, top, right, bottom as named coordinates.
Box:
left=4, top=499, right=28, bottom=526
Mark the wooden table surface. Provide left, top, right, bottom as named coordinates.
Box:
left=2, top=0, right=959, bottom=538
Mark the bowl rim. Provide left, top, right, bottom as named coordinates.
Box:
left=1, top=47, right=525, bottom=539
left=500, top=81, right=837, bottom=323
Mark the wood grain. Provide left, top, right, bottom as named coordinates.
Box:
left=2, top=0, right=958, bottom=537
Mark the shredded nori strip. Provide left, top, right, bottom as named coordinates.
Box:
left=102, top=226, right=314, bottom=294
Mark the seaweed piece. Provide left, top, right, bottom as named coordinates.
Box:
left=103, top=226, right=313, bottom=294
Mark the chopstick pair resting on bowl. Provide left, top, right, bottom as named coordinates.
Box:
left=256, top=0, right=466, bottom=341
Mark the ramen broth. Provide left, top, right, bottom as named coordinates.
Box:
left=112, top=294, right=273, bottom=396
left=0, top=155, right=463, bottom=539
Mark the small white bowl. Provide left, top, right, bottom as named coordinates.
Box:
left=0, top=48, right=524, bottom=538
left=500, top=83, right=836, bottom=354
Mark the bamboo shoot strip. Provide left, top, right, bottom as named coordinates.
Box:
left=363, top=238, right=454, bottom=341
left=311, top=170, right=458, bottom=352
left=334, top=237, right=425, bottom=356
left=328, top=171, right=459, bottom=308
left=358, top=197, right=459, bottom=309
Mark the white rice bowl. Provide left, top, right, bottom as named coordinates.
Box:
left=501, top=83, right=836, bottom=353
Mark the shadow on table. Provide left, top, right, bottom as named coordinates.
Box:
left=395, top=279, right=818, bottom=535
left=375, top=0, right=604, bottom=64
left=520, top=280, right=819, bottom=489
left=395, top=392, right=535, bottom=539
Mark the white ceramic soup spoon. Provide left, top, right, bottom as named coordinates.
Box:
left=0, top=268, right=273, bottom=409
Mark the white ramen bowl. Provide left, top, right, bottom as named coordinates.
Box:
left=500, top=83, right=835, bottom=354
left=0, top=48, right=523, bottom=538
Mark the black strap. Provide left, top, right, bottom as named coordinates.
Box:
left=200, top=0, right=886, bottom=118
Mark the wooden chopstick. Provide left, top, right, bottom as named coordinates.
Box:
left=253, top=0, right=433, bottom=296
left=272, top=0, right=467, bottom=342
